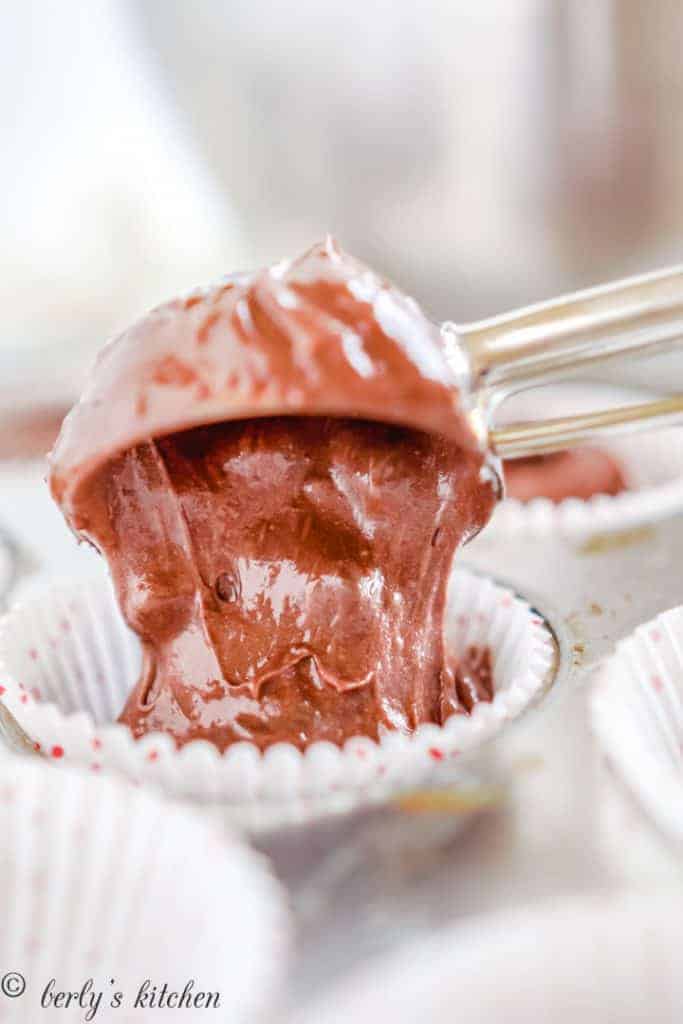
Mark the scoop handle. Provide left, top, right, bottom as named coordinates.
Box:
left=489, top=394, right=683, bottom=459
left=446, top=265, right=683, bottom=457
left=451, top=264, right=683, bottom=391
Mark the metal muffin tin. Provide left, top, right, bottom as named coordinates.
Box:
left=1, top=408, right=683, bottom=1013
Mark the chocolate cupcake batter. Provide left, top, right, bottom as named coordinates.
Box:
left=49, top=240, right=499, bottom=751
left=447, top=646, right=494, bottom=716
left=504, top=448, right=627, bottom=504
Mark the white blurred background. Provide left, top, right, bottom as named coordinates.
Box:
left=2, top=0, right=683, bottom=455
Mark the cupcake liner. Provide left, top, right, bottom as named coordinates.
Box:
left=590, top=603, right=683, bottom=846
left=0, top=569, right=556, bottom=830
left=485, top=382, right=683, bottom=540
left=289, top=892, right=683, bottom=1024
left=0, top=755, right=288, bottom=1023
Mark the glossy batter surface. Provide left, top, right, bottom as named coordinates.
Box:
left=83, top=417, right=495, bottom=750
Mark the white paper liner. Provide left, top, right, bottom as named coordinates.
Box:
left=0, top=569, right=555, bottom=828
left=289, top=892, right=683, bottom=1024
left=0, top=755, right=288, bottom=1023
left=486, top=382, right=683, bottom=539
left=590, top=603, right=683, bottom=846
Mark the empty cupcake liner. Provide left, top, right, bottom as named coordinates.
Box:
left=590, top=603, right=683, bottom=846
left=0, top=754, right=288, bottom=1023
left=485, top=383, right=683, bottom=540
left=289, top=891, right=683, bottom=1024
left=0, top=569, right=556, bottom=829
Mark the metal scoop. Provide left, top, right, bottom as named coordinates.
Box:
left=444, top=264, right=683, bottom=459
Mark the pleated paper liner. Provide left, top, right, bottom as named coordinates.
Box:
left=485, top=382, right=683, bottom=540
left=0, top=754, right=288, bottom=1023
left=0, top=569, right=555, bottom=829
left=290, top=892, right=683, bottom=1024
left=591, top=603, right=683, bottom=846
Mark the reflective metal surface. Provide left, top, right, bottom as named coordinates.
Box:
left=458, top=264, right=683, bottom=393
left=490, top=394, right=683, bottom=458
left=453, top=264, right=683, bottom=457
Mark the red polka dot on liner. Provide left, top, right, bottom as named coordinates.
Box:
left=91, top=737, right=102, bottom=751
left=429, top=748, right=444, bottom=761
left=50, top=746, right=64, bottom=759
left=652, top=675, right=664, bottom=693
left=147, top=750, right=158, bottom=763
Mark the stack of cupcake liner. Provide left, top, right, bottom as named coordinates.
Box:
left=0, top=754, right=288, bottom=1023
